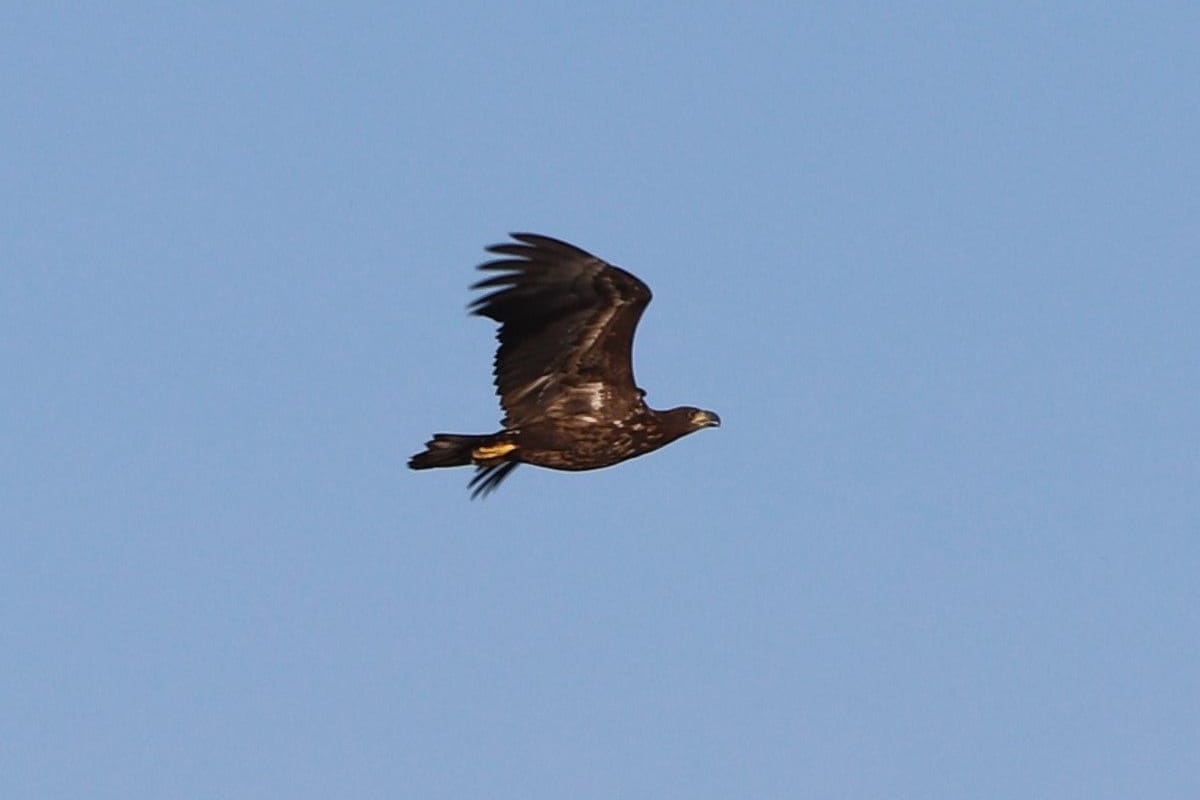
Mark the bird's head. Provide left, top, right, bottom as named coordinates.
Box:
left=682, top=407, right=722, bottom=430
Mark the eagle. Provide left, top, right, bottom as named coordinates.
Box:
left=408, top=233, right=720, bottom=497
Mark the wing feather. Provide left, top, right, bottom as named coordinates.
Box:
left=470, top=233, right=651, bottom=426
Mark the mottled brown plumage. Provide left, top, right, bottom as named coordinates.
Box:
left=408, top=233, right=720, bottom=497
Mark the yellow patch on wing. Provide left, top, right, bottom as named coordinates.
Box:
left=472, top=442, right=517, bottom=462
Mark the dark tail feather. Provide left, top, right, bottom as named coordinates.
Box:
left=409, top=433, right=521, bottom=498
left=408, top=434, right=490, bottom=470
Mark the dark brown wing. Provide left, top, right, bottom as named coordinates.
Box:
left=470, top=233, right=652, bottom=427
left=468, top=462, right=518, bottom=499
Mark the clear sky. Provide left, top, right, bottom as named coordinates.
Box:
left=4, top=4, right=1198, bottom=798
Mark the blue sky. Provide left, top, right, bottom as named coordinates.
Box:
left=4, top=3, right=1198, bottom=797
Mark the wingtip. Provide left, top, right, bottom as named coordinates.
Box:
left=498, top=232, right=598, bottom=259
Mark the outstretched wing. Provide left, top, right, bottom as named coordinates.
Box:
left=470, top=233, right=652, bottom=427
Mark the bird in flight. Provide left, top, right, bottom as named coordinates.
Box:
left=409, top=233, right=720, bottom=497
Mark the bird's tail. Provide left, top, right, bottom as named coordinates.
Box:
left=408, top=433, right=495, bottom=470
left=409, top=432, right=521, bottom=498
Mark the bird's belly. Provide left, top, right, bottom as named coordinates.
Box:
left=515, top=426, right=647, bottom=472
